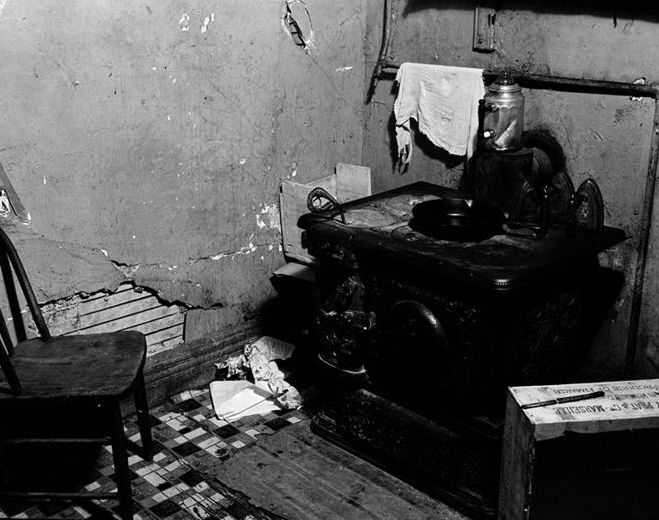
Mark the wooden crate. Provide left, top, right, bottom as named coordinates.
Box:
left=499, top=379, right=659, bottom=520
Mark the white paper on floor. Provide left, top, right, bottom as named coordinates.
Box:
left=212, top=335, right=303, bottom=411
left=209, top=380, right=283, bottom=422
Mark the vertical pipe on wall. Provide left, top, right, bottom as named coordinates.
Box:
left=365, top=0, right=392, bottom=103
left=625, top=91, right=659, bottom=377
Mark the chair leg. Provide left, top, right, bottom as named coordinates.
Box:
left=0, top=424, right=7, bottom=489
left=133, top=372, right=153, bottom=461
left=110, top=403, right=133, bottom=520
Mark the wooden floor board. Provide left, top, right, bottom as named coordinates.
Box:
left=227, top=445, right=389, bottom=520
left=263, top=428, right=450, bottom=518
left=211, top=419, right=469, bottom=520
left=289, top=423, right=466, bottom=516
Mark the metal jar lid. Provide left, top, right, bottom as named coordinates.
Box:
left=487, top=73, right=522, bottom=95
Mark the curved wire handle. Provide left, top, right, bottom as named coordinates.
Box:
left=306, top=187, right=346, bottom=223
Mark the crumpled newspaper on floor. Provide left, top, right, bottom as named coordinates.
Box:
left=216, top=352, right=250, bottom=380
left=214, top=336, right=302, bottom=410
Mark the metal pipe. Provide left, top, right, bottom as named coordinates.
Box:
left=512, top=73, right=656, bottom=98
left=365, top=0, right=392, bottom=103
left=625, top=90, right=659, bottom=376
left=379, top=61, right=656, bottom=98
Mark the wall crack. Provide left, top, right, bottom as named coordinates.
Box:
left=38, top=279, right=223, bottom=313
left=109, top=241, right=277, bottom=276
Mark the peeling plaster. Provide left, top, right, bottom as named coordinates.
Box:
left=133, top=259, right=278, bottom=310
left=631, top=77, right=647, bottom=102
left=281, top=0, right=315, bottom=54
left=110, top=241, right=275, bottom=275
left=209, top=243, right=257, bottom=259
left=201, top=13, right=215, bottom=33
left=256, top=203, right=281, bottom=231
left=103, top=237, right=282, bottom=310
left=3, top=223, right=125, bottom=304
left=0, top=224, right=277, bottom=312
left=40, top=282, right=186, bottom=356
left=178, top=12, right=190, bottom=32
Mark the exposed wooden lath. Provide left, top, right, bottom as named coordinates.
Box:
left=42, top=283, right=185, bottom=356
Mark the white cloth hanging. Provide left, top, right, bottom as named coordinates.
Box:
left=394, top=63, right=485, bottom=165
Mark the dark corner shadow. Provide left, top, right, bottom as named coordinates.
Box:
left=254, top=295, right=303, bottom=344
left=570, top=267, right=625, bottom=375
left=0, top=403, right=105, bottom=491
left=401, top=0, right=659, bottom=23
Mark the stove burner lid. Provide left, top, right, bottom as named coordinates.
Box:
left=410, top=198, right=505, bottom=242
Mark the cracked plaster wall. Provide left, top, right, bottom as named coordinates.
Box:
left=0, top=0, right=367, bottom=343
left=363, top=1, right=659, bottom=378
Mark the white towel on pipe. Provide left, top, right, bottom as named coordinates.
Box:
left=394, top=63, right=485, bottom=165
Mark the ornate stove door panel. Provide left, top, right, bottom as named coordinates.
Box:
left=359, top=250, right=593, bottom=419
left=369, top=300, right=448, bottom=413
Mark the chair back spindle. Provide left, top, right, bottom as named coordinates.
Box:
left=0, top=227, right=51, bottom=395
left=0, top=320, right=20, bottom=394
left=0, top=251, right=28, bottom=343
left=0, top=228, right=50, bottom=340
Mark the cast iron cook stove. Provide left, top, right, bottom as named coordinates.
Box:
left=298, top=181, right=625, bottom=519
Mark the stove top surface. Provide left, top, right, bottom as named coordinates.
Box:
left=299, top=182, right=627, bottom=292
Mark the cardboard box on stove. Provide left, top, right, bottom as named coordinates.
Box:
left=280, top=163, right=371, bottom=264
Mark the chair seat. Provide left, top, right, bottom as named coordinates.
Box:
left=0, top=331, right=146, bottom=401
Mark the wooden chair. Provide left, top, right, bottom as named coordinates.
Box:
left=0, top=225, right=152, bottom=520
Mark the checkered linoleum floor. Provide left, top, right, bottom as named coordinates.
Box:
left=0, top=387, right=306, bottom=520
